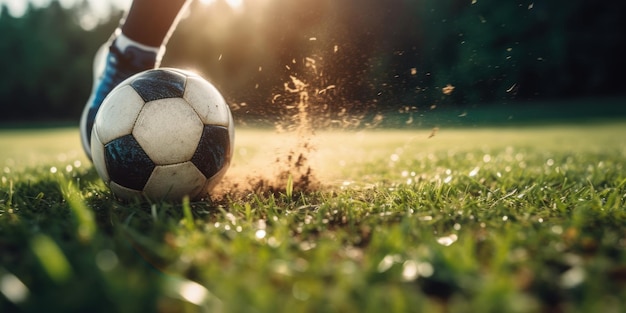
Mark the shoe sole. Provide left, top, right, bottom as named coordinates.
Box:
left=80, top=44, right=109, bottom=161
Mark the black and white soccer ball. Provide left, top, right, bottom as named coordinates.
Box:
left=90, top=68, right=234, bottom=201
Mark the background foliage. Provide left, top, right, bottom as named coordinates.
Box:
left=0, top=0, right=625, bottom=122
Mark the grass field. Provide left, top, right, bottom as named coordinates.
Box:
left=1, top=122, right=625, bottom=312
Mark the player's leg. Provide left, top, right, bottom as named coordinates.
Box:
left=121, top=0, right=190, bottom=48
left=80, top=0, right=190, bottom=160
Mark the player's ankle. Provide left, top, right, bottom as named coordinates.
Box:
left=112, top=31, right=165, bottom=68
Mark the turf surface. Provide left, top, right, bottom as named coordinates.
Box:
left=1, top=122, right=625, bottom=312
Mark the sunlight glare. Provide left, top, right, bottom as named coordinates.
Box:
left=225, top=0, right=244, bottom=9
left=0, top=272, right=29, bottom=304
left=200, top=0, right=244, bottom=10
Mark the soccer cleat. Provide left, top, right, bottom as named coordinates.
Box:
left=80, top=41, right=159, bottom=160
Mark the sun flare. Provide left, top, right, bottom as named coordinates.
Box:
left=200, top=0, right=244, bottom=10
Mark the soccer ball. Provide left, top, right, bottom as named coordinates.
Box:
left=90, top=68, right=234, bottom=201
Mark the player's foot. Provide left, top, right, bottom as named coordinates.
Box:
left=80, top=38, right=160, bottom=160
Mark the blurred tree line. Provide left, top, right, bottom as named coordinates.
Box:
left=1, top=0, right=625, bottom=123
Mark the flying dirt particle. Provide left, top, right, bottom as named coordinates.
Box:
left=317, top=85, right=335, bottom=95
left=506, top=83, right=517, bottom=93
left=442, top=84, right=455, bottom=95
left=405, top=114, right=413, bottom=125
left=428, top=127, right=439, bottom=139
left=370, top=114, right=384, bottom=127
left=305, top=57, right=317, bottom=74
left=410, top=68, right=417, bottom=76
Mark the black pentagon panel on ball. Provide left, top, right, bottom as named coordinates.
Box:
left=104, top=134, right=156, bottom=190
left=191, top=125, right=231, bottom=179
left=130, top=69, right=186, bottom=102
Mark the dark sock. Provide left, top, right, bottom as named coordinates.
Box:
left=121, top=0, right=189, bottom=47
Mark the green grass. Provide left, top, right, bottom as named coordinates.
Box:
left=1, top=122, right=626, bottom=313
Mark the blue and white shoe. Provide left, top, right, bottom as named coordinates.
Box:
left=80, top=40, right=159, bottom=160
